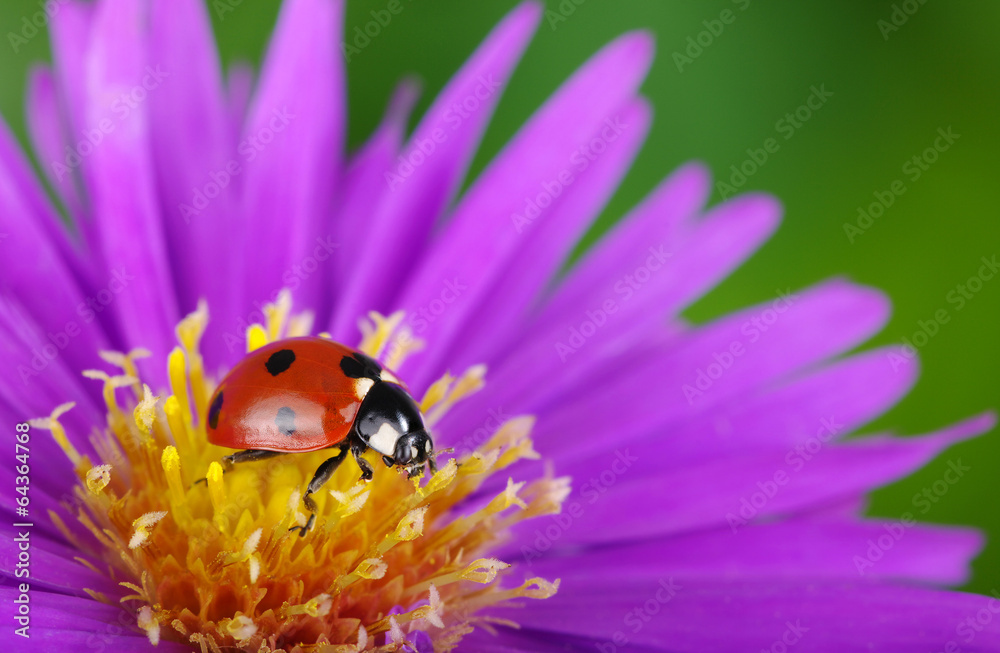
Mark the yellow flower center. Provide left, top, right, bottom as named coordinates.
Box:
left=32, top=291, right=564, bottom=651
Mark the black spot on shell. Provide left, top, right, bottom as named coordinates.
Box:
left=339, top=352, right=381, bottom=381
left=265, top=349, right=296, bottom=376
left=275, top=406, right=296, bottom=437
left=208, top=391, right=223, bottom=429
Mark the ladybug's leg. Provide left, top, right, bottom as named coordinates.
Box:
left=301, top=446, right=349, bottom=513
left=291, top=446, right=350, bottom=537
left=223, top=449, right=285, bottom=466
left=350, top=441, right=374, bottom=482
left=193, top=449, right=284, bottom=485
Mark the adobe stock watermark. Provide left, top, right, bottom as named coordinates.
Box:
left=593, top=578, right=681, bottom=653
left=179, top=107, right=294, bottom=223
left=17, top=268, right=135, bottom=385
left=51, top=66, right=170, bottom=183
left=760, top=620, right=810, bottom=653
left=511, top=115, right=628, bottom=233
left=385, top=74, right=500, bottom=191
left=408, top=278, right=467, bottom=334
left=672, top=0, right=752, bottom=73
left=7, top=0, right=68, bottom=54
left=935, top=589, right=1000, bottom=653
left=342, top=0, right=414, bottom=63
left=843, top=126, right=959, bottom=243
left=553, top=244, right=671, bottom=361
left=716, top=84, right=833, bottom=199
left=682, top=288, right=799, bottom=404
left=521, top=449, right=639, bottom=564
left=878, top=0, right=930, bottom=41
left=545, top=0, right=588, bottom=31
left=383, top=276, right=469, bottom=366
left=451, top=407, right=511, bottom=457
left=211, top=0, right=244, bottom=20
left=852, top=458, right=970, bottom=575
left=727, top=415, right=844, bottom=533
left=885, top=254, right=996, bottom=372
left=220, top=236, right=339, bottom=353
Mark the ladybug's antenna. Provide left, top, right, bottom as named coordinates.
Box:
left=426, top=446, right=454, bottom=475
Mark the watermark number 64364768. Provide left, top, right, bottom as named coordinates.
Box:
left=13, top=422, right=32, bottom=639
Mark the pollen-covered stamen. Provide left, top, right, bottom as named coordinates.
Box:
left=138, top=605, right=160, bottom=645
left=132, top=384, right=159, bottom=438
left=358, top=310, right=406, bottom=359
left=82, top=370, right=136, bottom=434
left=28, top=401, right=83, bottom=467
left=175, top=300, right=210, bottom=422
left=358, top=309, right=426, bottom=372
left=99, top=347, right=151, bottom=398
left=35, top=295, right=563, bottom=651
left=424, top=365, right=487, bottom=427
left=129, top=510, right=167, bottom=549
left=86, top=464, right=112, bottom=495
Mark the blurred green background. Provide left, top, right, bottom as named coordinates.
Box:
left=1, top=1, right=997, bottom=592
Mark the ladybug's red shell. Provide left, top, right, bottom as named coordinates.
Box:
left=206, top=337, right=384, bottom=453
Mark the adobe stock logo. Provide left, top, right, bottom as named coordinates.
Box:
left=553, top=245, right=671, bottom=361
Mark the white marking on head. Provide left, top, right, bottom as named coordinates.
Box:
left=410, top=445, right=418, bottom=460
left=424, top=440, right=432, bottom=453
left=381, top=370, right=401, bottom=384
left=369, top=423, right=400, bottom=456
left=354, top=377, right=375, bottom=400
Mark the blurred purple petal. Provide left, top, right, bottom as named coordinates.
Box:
left=488, top=579, right=1000, bottom=652
left=148, top=0, right=238, bottom=351
left=84, top=0, right=179, bottom=372
left=397, top=32, right=655, bottom=388
left=238, top=0, right=344, bottom=317
left=331, top=2, right=542, bottom=340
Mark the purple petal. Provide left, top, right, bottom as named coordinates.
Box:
left=444, top=98, right=652, bottom=372
left=0, top=531, right=118, bottom=597
left=0, top=587, right=125, bottom=630
left=485, top=578, right=1000, bottom=652
left=47, top=1, right=92, bottom=138
left=147, top=0, right=239, bottom=363
left=442, top=279, right=889, bottom=459
left=0, top=123, right=108, bottom=375
left=502, top=192, right=781, bottom=396
left=225, top=63, right=255, bottom=138
left=557, top=345, right=918, bottom=469
left=555, top=414, right=994, bottom=544
left=4, top=632, right=189, bottom=652
left=437, top=186, right=776, bottom=437
left=516, top=517, right=983, bottom=586
left=536, top=280, right=888, bottom=444
left=437, top=162, right=708, bottom=436
left=236, top=0, right=344, bottom=319
left=330, top=1, right=542, bottom=340
left=0, top=297, right=104, bottom=446
left=0, top=589, right=190, bottom=650
left=83, top=0, right=180, bottom=370
left=331, top=79, right=420, bottom=303
left=460, top=627, right=644, bottom=653
left=47, top=0, right=105, bottom=258
left=25, top=66, right=85, bottom=221
left=396, top=31, right=655, bottom=388
left=532, top=161, right=711, bottom=328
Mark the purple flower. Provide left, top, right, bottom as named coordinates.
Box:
left=2, top=0, right=998, bottom=651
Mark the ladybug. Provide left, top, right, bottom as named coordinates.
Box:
left=205, top=336, right=436, bottom=534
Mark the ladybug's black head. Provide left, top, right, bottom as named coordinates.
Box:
left=393, top=429, right=434, bottom=469
left=355, top=381, right=436, bottom=475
